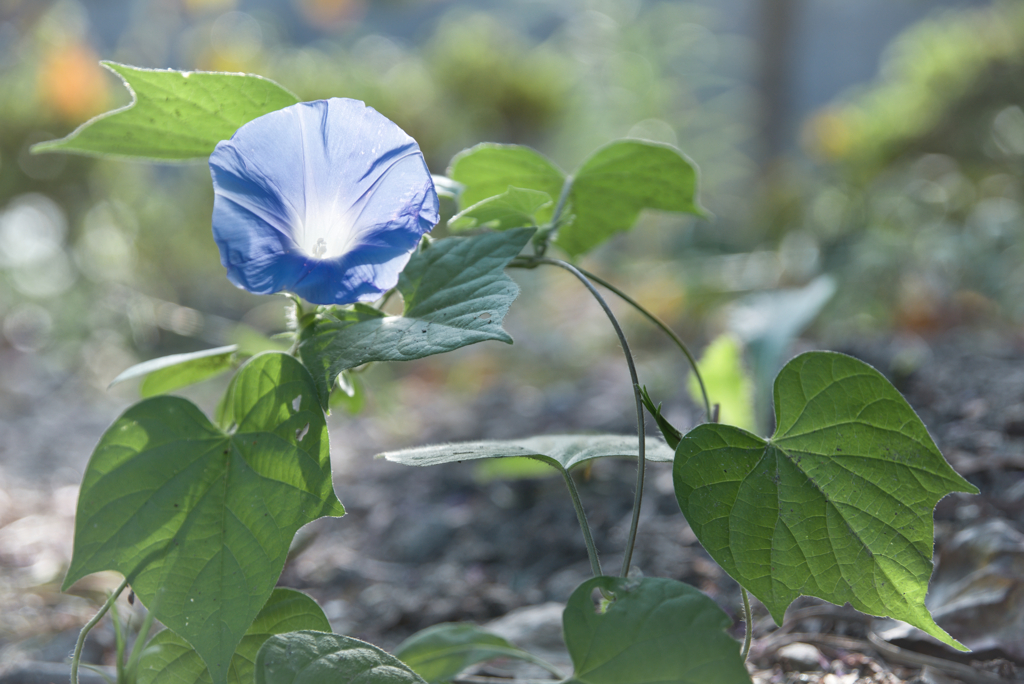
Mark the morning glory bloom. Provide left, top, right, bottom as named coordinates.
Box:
left=209, top=98, right=439, bottom=305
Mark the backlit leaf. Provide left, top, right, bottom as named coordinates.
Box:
left=64, top=353, right=344, bottom=684
left=449, top=186, right=553, bottom=232
left=556, top=140, right=706, bottom=257
left=446, top=140, right=706, bottom=257
left=674, top=351, right=979, bottom=650
left=32, top=62, right=298, bottom=160
left=447, top=144, right=565, bottom=221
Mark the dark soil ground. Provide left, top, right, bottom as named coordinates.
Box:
left=1, top=328, right=1022, bottom=683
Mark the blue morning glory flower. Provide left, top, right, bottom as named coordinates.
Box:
left=209, top=98, right=439, bottom=305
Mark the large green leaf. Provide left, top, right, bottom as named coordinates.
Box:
left=109, top=345, right=240, bottom=397
left=449, top=186, right=554, bottom=232
left=137, top=588, right=331, bottom=684
left=673, top=351, right=979, bottom=650
left=379, top=434, right=674, bottom=473
left=256, top=632, right=427, bottom=684
left=447, top=144, right=565, bottom=218
left=64, top=353, right=344, bottom=684
left=32, top=62, right=298, bottom=160
left=555, top=140, right=705, bottom=257
left=299, top=228, right=533, bottom=407
left=562, top=576, right=750, bottom=684
left=393, top=623, right=563, bottom=683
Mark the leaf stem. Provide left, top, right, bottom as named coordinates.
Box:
left=72, top=576, right=129, bottom=684
left=572, top=267, right=711, bottom=421
left=560, top=468, right=603, bottom=578
left=741, top=588, right=753, bottom=660
left=522, top=257, right=646, bottom=578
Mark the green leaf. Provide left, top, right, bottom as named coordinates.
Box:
left=379, top=434, right=675, bottom=473
left=32, top=62, right=298, bottom=160
left=446, top=140, right=706, bottom=257
left=447, top=144, right=566, bottom=221
left=256, top=631, right=427, bottom=684
left=299, top=228, right=534, bottom=407
left=64, top=352, right=344, bottom=684
left=137, top=588, right=331, bottom=684
left=673, top=351, right=979, bottom=650
left=393, top=623, right=563, bottom=683
left=449, top=186, right=553, bottom=232
left=109, top=345, right=240, bottom=397
left=555, top=140, right=706, bottom=257
left=562, top=576, right=750, bottom=684
left=687, top=334, right=756, bottom=433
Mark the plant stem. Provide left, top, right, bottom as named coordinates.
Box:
left=573, top=267, right=712, bottom=421
left=741, top=588, right=753, bottom=660
left=72, top=576, right=129, bottom=684
left=560, top=468, right=603, bottom=578
left=523, top=257, right=646, bottom=578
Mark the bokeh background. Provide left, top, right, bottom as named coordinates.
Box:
left=1, top=0, right=1023, bottom=671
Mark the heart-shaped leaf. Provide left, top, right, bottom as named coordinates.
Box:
left=64, top=353, right=345, bottom=684
left=563, top=576, right=750, bottom=684
left=555, top=140, right=706, bottom=257
left=32, top=63, right=298, bottom=160
left=379, top=434, right=675, bottom=472
left=299, top=228, right=534, bottom=407
left=109, top=345, right=240, bottom=397
left=256, top=632, right=427, bottom=684
left=393, top=623, right=563, bottom=683
left=674, top=351, right=979, bottom=650
left=137, top=588, right=331, bottom=684
left=449, top=186, right=554, bottom=232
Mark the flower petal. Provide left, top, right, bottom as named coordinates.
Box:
left=209, top=98, right=439, bottom=304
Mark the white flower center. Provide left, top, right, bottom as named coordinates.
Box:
left=296, top=208, right=360, bottom=261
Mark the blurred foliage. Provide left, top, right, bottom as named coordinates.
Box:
left=779, top=0, right=1024, bottom=333
left=0, top=0, right=753, bottom=396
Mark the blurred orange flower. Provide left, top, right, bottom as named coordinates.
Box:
left=38, top=42, right=110, bottom=123
left=294, top=0, right=365, bottom=29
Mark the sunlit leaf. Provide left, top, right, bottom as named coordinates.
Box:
left=299, top=228, right=533, bottom=407
left=447, top=144, right=565, bottom=221
left=449, top=186, right=553, bottom=231
left=32, top=62, right=298, bottom=160
left=109, top=345, right=240, bottom=397
left=555, top=140, right=706, bottom=257
left=562, top=576, right=750, bottom=684
left=446, top=140, right=706, bottom=257
left=674, top=351, right=979, bottom=650
left=137, top=589, right=331, bottom=684
left=256, top=631, right=427, bottom=684
left=64, top=353, right=344, bottom=684
left=394, top=623, right=563, bottom=683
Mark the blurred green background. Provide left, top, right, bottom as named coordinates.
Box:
left=0, top=0, right=1020, bottom=419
